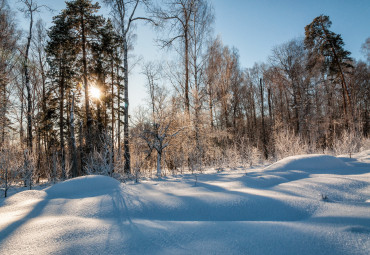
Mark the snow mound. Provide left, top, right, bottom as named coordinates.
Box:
left=45, top=175, right=121, bottom=199
left=354, top=150, right=370, bottom=163
left=4, top=190, right=46, bottom=206
left=265, top=154, right=348, bottom=172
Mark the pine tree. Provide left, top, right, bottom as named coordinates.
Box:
left=64, top=0, right=104, bottom=159
left=305, top=15, right=353, bottom=121
left=46, top=0, right=124, bottom=177
left=46, top=10, right=76, bottom=179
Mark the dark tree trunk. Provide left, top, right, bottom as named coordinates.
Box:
left=25, top=11, right=33, bottom=152
left=111, top=56, right=115, bottom=168
left=123, top=37, right=131, bottom=174
left=260, top=79, right=268, bottom=159
left=81, top=9, right=92, bottom=155
left=70, top=93, right=78, bottom=178
left=59, top=63, right=66, bottom=179
left=184, top=25, right=190, bottom=116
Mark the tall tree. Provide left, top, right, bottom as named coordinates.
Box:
left=154, top=0, right=193, bottom=116
left=0, top=0, right=18, bottom=147
left=32, top=19, right=48, bottom=179
left=104, top=0, right=153, bottom=174
left=64, top=0, right=104, bottom=159
left=69, top=92, right=78, bottom=177
left=270, top=39, right=309, bottom=135
left=305, top=15, right=353, bottom=121
left=204, top=37, right=222, bottom=129
left=188, top=0, right=213, bottom=168
left=19, top=0, right=41, bottom=151
left=47, top=10, right=76, bottom=179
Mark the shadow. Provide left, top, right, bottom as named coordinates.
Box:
left=103, top=186, right=164, bottom=253
left=0, top=177, right=123, bottom=246
left=115, top=179, right=315, bottom=222
left=310, top=215, right=370, bottom=228
left=241, top=163, right=370, bottom=190
left=0, top=197, right=49, bottom=243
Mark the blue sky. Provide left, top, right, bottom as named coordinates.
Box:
left=212, top=0, right=369, bottom=67
left=10, top=0, right=370, bottom=111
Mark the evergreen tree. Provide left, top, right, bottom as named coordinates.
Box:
left=305, top=15, right=353, bottom=121
left=46, top=10, right=77, bottom=179
left=46, top=0, right=123, bottom=177
left=64, top=0, right=105, bottom=159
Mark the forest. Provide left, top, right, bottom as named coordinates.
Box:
left=0, top=0, right=369, bottom=196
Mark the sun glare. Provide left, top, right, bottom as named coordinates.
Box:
left=89, top=86, right=101, bottom=100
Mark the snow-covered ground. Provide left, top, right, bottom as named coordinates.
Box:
left=0, top=151, right=369, bottom=255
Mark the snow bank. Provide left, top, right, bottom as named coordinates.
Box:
left=3, top=190, right=46, bottom=206
left=265, top=154, right=348, bottom=172
left=44, top=175, right=121, bottom=199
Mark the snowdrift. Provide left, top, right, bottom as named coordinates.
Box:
left=0, top=151, right=369, bottom=255
left=3, top=190, right=46, bottom=207
left=265, top=154, right=348, bottom=171
left=45, top=175, right=121, bottom=199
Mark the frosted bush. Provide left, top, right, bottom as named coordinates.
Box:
left=332, top=130, right=363, bottom=156
left=274, top=129, right=310, bottom=160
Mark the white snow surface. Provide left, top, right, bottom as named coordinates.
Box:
left=265, top=154, right=348, bottom=171
left=1, top=151, right=370, bottom=255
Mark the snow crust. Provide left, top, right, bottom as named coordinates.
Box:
left=0, top=152, right=369, bottom=254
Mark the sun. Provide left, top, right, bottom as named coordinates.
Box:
left=89, top=86, right=101, bottom=100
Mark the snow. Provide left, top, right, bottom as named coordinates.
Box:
left=44, top=175, right=121, bottom=199
left=1, top=152, right=369, bottom=254
left=265, top=154, right=349, bottom=171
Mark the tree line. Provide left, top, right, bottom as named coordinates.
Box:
left=0, top=0, right=369, bottom=195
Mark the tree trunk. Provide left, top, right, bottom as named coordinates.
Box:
left=78, top=121, right=83, bottom=175
left=59, top=63, right=66, bottom=179
left=70, top=93, right=78, bottom=178
left=293, top=85, right=300, bottom=134
left=1, top=82, right=6, bottom=146
left=25, top=11, right=33, bottom=152
left=111, top=55, right=115, bottom=168
left=268, top=87, right=273, bottom=122
left=4, top=156, right=8, bottom=197
left=209, top=89, right=214, bottom=129
left=260, top=79, right=268, bottom=159
left=81, top=9, right=92, bottom=154
left=184, top=26, right=190, bottom=116
left=116, top=63, right=121, bottom=160
left=156, top=151, right=162, bottom=177
left=123, top=37, right=131, bottom=174
left=20, top=84, right=24, bottom=146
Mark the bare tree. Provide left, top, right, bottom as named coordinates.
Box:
left=140, top=66, right=185, bottom=176
left=204, top=37, right=222, bottom=129
left=0, top=0, right=19, bottom=147
left=104, top=0, right=155, bottom=174
left=269, top=39, right=309, bottom=135
left=188, top=0, right=213, bottom=169
left=362, top=37, right=370, bottom=63
left=153, top=0, right=199, bottom=116
left=142, top=61, right=163, bottom=121
left=19, top=0, right=49, bottom=152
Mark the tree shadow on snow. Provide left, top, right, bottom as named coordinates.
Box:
left=0, top=196, right=49, bottom=245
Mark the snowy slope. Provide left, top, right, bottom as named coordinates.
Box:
left=0, top=152, right=369, bottom=255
